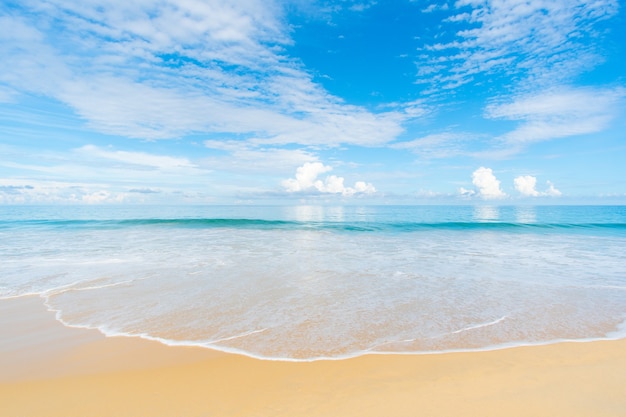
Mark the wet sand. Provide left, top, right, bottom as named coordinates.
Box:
left=1, top=296, right=625, bottom=417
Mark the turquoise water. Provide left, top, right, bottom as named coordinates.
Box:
left=1, top=205, right=625, bottom=360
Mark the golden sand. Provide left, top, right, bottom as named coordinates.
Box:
left=1, top=297, right=625, bottom=417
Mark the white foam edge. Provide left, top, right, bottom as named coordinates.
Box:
left=33, top=296, right=626, bottom=363
left=369, top=316, right=508, bottom=350
left=449, top=316, right=507, bottom=335
left=3, top=294, right=626, bottom=363
left=0, top=276, right=145, bottom=301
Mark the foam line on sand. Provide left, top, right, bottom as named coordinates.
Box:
left=1, top=296, right=625, bottom=417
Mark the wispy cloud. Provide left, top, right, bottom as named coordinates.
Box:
left=391, top=132, right=476, bottom=158
left=421, top=3, right=449, bottom=13
left=0, top=178, right=124, bottom=204
left=486, top=86, right=625, bottom=145
left=0, top=86, right=16, bottom=103
left=417, top=0, right=619, bottom=91
left=0, top=176, right=214, bottom=204
left=203, top=140, right=318, bottom=174
left=349, top=1, right=378, bottom=12
left=76, top=145, right=198, bottom=172
left=0, top=143, right=215, bottom=203
left=0, top=1, right=409, bottom=146
left=1, top=1, right=623, bottom=203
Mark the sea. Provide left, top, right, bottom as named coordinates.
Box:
left=1, top=204, right=625, bottom=361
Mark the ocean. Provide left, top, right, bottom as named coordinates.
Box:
left=1, top=205, right=625, bottom=361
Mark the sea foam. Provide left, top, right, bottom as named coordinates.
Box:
left=2, top=205, right=626, bottom=360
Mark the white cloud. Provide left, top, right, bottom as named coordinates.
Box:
left=471, top=167, right=506, bottom=199
left=52, top=73, right=405, bottom=146
left=545, top=181, right=562, bottom=197
left=349, top=2, right=377, bottom=12
left=458, top=187, right=476, bottom=197
left=0, top=86, right=17, bottom=103
left=487, top=87, right=621, bottom=121
left=513, top=175, right=540, bottom=196
left=0, top=143, right=219, bottom=204
left=0, top=15, right=71, bottom=96
left=81, top=190, right=120, bottom=204
left=0, top=179, right=127, bottom=204
left=354, top=181, right=377, bottom=194
left=203, top=141, right=317, bottom=174
left=514, top=175, right=562, bottom=197
left=0, top=1, right=411, bottom=147
left=417, top=0, right=619, bottom=90
left=462, top=170, right=562, bottom=200
left=282, top=162, right=376, bottom=196
left=486, top=87, right=625, bottom=145
left=421, top=3, right=449, bottom=13
left=282, top=162, right=332, bottom=192
left=77, top=145, right=197, bottom=171
left=391, top=132, right=475, bottom=158
left=0, top=177, right=218, bottom=204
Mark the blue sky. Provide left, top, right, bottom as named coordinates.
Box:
left=0, top=0, right=624, bottom=204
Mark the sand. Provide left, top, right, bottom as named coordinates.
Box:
left=1, top=296, right=625, bottom=417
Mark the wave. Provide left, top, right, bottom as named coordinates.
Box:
left=3, top=217, right=626, bottom=233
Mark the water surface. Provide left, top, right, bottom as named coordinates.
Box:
left=2, top=205, right=625, bottom=360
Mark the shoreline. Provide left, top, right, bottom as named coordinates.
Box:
left=2, top=296, right=626, bottom=417
left=26, top=295, right=626, bottom=363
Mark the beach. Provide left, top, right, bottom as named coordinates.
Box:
left=2, top=296, right=625, bottom=417
left=2, top=0, right=625, bottom=412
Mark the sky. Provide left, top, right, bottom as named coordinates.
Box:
left=1, top=0, right=625, bottom=205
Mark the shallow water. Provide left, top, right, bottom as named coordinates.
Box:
left=2, top=205, right=625, bottom=360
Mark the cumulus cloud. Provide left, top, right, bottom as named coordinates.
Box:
left=514, top=175, right=562, bottom=197
left=458, top=187, right=476, bottom=197
left=354, top=181, right=377, bottom=194
left=462, top=169, right=562, bottom=200
left=545, top=181, right=562, bottom=197
left=513, top=175, right=540, bottom=197
left=470, top=167, right=506, bottom=199
left=282, top=162, right=332, bottom=192
left=282, top=162, right=376, bottom=196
